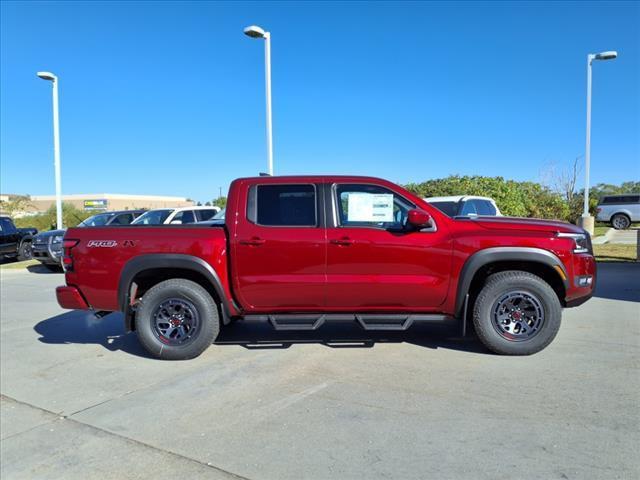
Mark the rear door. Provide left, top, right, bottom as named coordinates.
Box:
left=231, top=182, right=326, bottom=311
left=325, top=183, right=452, bottom=310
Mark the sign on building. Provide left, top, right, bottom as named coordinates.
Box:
left=84, top=199, right=108, bottom=210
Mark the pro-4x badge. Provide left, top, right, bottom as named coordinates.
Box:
left=87, top=240, right=118, bottom=248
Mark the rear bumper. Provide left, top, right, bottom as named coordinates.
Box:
left=56, top=286, right=90, bottom=310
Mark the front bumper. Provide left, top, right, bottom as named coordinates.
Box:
left=32, top=243, right=63, bottom=265
left=564, top=254, right=597, bottom=307
left=56, top=286, right=90, bottom=310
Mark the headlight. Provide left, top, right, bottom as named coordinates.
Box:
left=557, top=232, right=592, bottom=254
left=52, top=235, right=64, bottom=243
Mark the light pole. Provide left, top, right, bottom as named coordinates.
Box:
left=580, top=51, right=617, bottom=235
left=244, top=25, right=273, bottom=176
left=37, top=71, right=63, bottom=230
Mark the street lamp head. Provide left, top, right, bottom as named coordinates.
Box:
left=244, top=25, right=266, bottom=39
left=37, top=71, right=57, bottom=81
left=594, top=51, right=617, bottom=61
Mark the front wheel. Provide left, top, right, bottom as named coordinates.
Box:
left=18, top=242, right=32, bottom=261
left=472, top=271, right=562, bottom=355
left=135, top=279, right=220, bottom=360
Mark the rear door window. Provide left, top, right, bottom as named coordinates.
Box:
left=248, top=184, right=317, bottom=226
left=474, top=200, right=497, bottom=216
left=173, top=210, right=196, bottom=224
left=459, top=200, right=478, bottom=216
left=196, top=209, right=218, bottom=221
left=109, top=213, right=134, bottom=225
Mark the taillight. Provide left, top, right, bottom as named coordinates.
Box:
left=596, top=207, right=602, bottom=213
left=63, top=239, right=79, bottom=272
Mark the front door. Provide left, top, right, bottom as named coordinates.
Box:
left=325, top=183, right=452, bottom=310
left=232, top=182, right=326, bottom=311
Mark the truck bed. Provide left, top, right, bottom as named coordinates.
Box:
left=64, top=225, right=229, bottom=312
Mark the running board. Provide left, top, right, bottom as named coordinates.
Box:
left=242, top=314, right=456, bottom=332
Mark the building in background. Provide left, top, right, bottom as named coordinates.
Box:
left=20, top=193, right=193, bottom=215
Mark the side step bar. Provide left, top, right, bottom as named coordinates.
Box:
left=242, top=313, right=456, bottom=332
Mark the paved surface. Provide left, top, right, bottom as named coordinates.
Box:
left=1, top=264, right=639, bottom=480
left=594, top=226, right=640, bottom=245
left=607, top=227, right=640, bottom=245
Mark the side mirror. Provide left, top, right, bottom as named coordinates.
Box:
left=170, top=220, right=182, bottom=225
left=407, top=209, right=432, bottom=229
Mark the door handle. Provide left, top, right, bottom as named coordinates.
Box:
left=239, top=237, right=266, bottom=246
left=330, top=237, right=354, bottom=246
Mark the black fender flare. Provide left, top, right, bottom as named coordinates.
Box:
left=454, top=247, right=569, bottom=317
left=118, top=254, right=232, bottom=330
left=19, top=234, right=33, bottom=247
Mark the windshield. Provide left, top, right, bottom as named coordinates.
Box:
left=427, top=201, right=458, bottom=217
left=78, top=214, right=112, bottom=227
left=132, top=209, right=174, bottom=225
left=212, top=209, right=225, bottom=220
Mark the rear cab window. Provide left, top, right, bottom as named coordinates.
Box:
left=247, top=184, right=317, bottom=227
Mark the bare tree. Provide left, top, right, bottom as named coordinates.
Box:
left=540, top=156, right=582, bottom=202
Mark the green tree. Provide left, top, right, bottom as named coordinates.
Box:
left=14, top=203, right=95, bottom=231
left=404, top=175, right=569, bottom=221
left=212, top=196, right=227, bottom=209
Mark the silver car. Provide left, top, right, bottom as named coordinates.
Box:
left=596, top=194, right=640, bottom=229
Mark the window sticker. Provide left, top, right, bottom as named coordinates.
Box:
left=346, top=193, right=394, bottom=222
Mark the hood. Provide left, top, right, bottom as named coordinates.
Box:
left=35, top=229, right=66, bottom=239
left=469, top=216, right=585, bottom=234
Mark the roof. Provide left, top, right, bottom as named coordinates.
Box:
left=424, top=195, right=496, bottom=202
left=235, top=175, right=388, bottom=183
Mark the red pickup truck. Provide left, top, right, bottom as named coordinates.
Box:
left=56, top=176, right=596, bottom=360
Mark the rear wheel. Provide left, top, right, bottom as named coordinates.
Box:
left=135, top=279, right=220, bottom=360
left=611, top=213, right=631, bottom=230
left=473, top=271, right=562, bottom=355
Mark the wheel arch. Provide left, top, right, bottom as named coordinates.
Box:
left=118, top=254, right=232, bottom=331
left=455, top=247, right=569, bottom=317
left=610, top=211, right=631, bottom=222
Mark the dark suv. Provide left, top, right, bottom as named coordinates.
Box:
left=32, top=210, right=145, bottom=270
left=0, top=216, right=37, bottom=261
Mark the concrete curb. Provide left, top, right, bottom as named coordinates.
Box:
left=591, top=228, right=614, bottom=245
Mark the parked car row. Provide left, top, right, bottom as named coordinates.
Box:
left=31, top=210, right=146, bottom=270
left=29, top=206, right=222, bottom=270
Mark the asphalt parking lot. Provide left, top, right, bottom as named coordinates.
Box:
left=1, top=263, right=639, bottom=480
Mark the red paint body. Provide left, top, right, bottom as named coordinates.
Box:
left=57, top=176, right=596, bottom=316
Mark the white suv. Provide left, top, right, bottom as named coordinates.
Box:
left=596, top=194, right=640, bottom=230
left=424, top=195, right=502, bottom=217
left=132, top=206, right=221, bottom=225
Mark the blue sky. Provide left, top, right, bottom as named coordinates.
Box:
left=1, top=1, right=638, bottom=202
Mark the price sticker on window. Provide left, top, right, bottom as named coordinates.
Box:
left=347, top=193, right=394, bottom=222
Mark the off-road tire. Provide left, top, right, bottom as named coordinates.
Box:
left=473, top=270, right=562, bottom=355
left=135, top=279, right=220, bottom=360
left=18, top=241, right=32, bottom=261
left=611, top=213, right=631, bottom=230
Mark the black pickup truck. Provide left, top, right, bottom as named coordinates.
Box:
left=0, top=216, right=37, bottom=261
